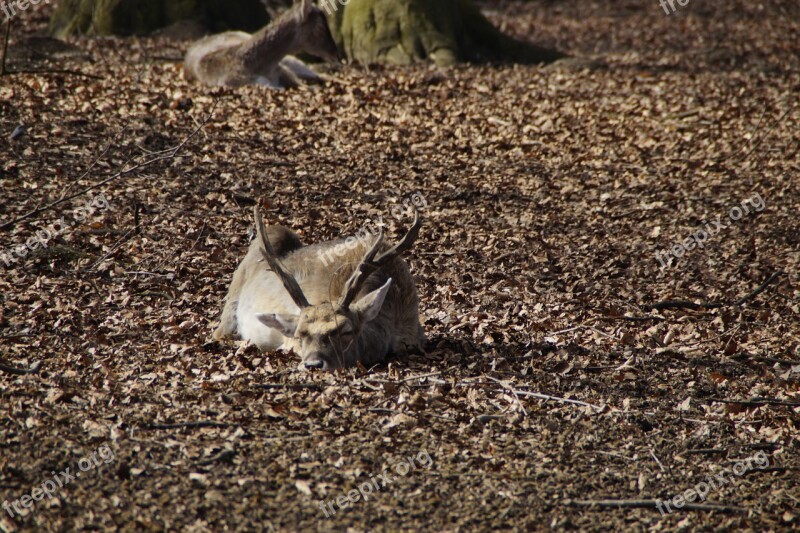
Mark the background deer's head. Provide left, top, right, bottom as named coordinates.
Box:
left=290, top=0, right=341, bottom=64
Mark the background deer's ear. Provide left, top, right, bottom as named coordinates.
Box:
left=351, top=278, right=392, bottom=322
left=298, top=0, right=313, bottom=17
left=257, top=313, right=299, bottom=337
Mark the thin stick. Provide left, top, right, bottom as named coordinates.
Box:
left=708, top=397, right=800, bottom=407
left=506, top=389, right=605, bottom=412
left=144, top=420, right=232, bottom=430
left=686, top=448, right=726, bottom=455
left=754, top=355, right=800, bottom=366
left=642, top=272, right=782, bottom=312
left=0, top=99, right=218, bottom=231
left=486, top=376, right=528, bottom=416
left=0, top=361, right=39, bottom=375
left=397, top=371, right=443, bottom=383
left=565, top=499, right=748, bottom=513
left=735, top=105, right=793, bottom=162
left=649, top=449, right=666, bottom=473
left=254, top=383, right=321, bottom=390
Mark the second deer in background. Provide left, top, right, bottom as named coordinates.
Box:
left=184, top=0, right=340, bottom=88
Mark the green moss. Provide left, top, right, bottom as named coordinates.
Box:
left=50, top=0, right=268, bottom=37
left=50, top=0, right=563, bottom=65
left=330, top=0, right=563, bottom=67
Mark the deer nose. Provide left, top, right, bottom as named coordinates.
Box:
left=304, top=354, right=325, bottom=369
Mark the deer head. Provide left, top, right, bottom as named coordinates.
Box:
left=252, top=206, right=421, bottom=370
left=291, top=0, right=341, bottom=64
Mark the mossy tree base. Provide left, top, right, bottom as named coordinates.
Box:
left=49, top=0, right=564, bottom=66
left=326, top=0, right=564, bottom=66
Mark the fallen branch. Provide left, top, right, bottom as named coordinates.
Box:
left=686, top=448, right=726, bottom=455
left=397, top=371, right=443, bottom=383
left=565, top=498, right=748, bottom=513
left=144, top=420, right=232, bottom=430
left=0, top=99, right=219, bottom=232
left=753, top=355, right=800, bottom=366
left=486, top=376, right=528, bottom=416
left=642, top=272, right=782, bottom=312
left=507, top=389, right=605, bottom=412
left=0, top=361, right=40, bottom=375
left=596, top=315, right=665, bottom=322
left=708, top=397, right=800, bottom=407
left=254, top=383, right=321, bottom=390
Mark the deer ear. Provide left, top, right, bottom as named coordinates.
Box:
left=257, top=313, right=299, bottom=337
left=351, top=278, right=392, bottom=322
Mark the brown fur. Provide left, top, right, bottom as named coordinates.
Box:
left=184, top=0, right=340, bottom=88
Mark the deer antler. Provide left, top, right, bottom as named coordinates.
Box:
left=254, top=205, right=310, bottom=309
left=339, top=208, right=421, bottom=309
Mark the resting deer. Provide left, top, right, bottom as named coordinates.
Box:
left=184, top=0, right=340, bottom=88
left=213, top=207, right=425, bottom=370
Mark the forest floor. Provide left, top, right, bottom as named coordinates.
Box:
left=1, top=0, right=799, bottom=531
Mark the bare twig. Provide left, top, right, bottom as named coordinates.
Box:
left=397, top=371, right=443, bottom=383
left=253, top=383, right=321, bottom=390
left=708, top=397, right=800, bottom=407
left=0, top=361, right=40, bottom=375
left=734, top=104, right=794, bottom=163
left=565, top=499, right=748, bottom=513
left=144, top=420, right=232, bottom=430
left=596, top=315, right=665, bottom=323
left=506, top=389, right=605, bottom=412
left=642, top=272, right=782, bottom=311
left=0, top=100, right=219, bottom=231
left=686, top=448, right=726, bottom=455
left=649, top=449, right=666, bottom=473
left=753, top=355, right=800, bottom=366
left=486, top=376, right=528, bottom=416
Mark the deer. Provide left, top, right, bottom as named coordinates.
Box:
left=184, top=0, right=341, bottom=88
left=212, top=206, right=426, bottom=370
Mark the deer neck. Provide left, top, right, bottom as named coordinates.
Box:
left=238, top=17, right=304, bottom=74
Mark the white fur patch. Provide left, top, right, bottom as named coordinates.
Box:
left=236, top=271, right=301, bottom=350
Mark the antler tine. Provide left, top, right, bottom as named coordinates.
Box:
left=374, top=208, right=421, bottom=265
left=339, top=228, right=385, bottom=309
left=254, top=205, right=310, bottom=309
left=339, top=208, right=422, bottom=309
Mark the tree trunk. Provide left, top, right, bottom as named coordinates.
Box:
left=326, top=0, right=564, bottom=66
left=50, top=0, right=564, bottom=66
